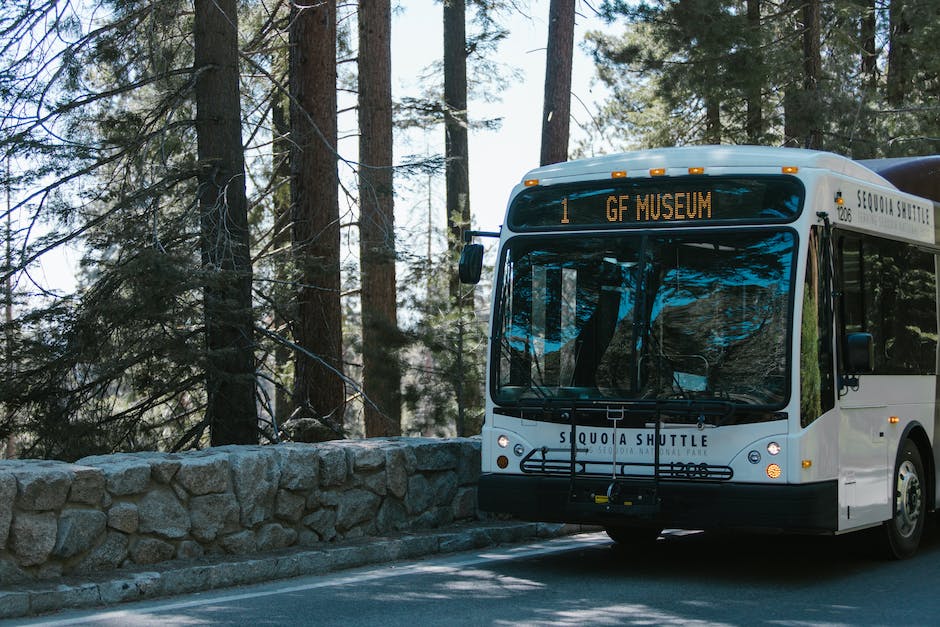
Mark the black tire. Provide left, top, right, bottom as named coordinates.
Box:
left=604, top=525, right=662, bottom=546
left=882, top=439, right=926, bottom=560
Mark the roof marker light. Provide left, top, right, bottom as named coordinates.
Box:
left=802, top=459, right=813, bottom=469
left=524, top=178, right=539, bottom=187
left=611, top=170, right=627, bottom=179
left=782, top=166, right=799, bottom=174
left=650, top=167, right=666, bottom=176
left=889, top=416, right=900, bottom=424
left=688, top=167, right=705, bottom=175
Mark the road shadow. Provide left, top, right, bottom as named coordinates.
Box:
left=536, top=515, right=940, bottom=587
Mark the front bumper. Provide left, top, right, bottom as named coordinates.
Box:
left=478, top=473, right=838, bottom=533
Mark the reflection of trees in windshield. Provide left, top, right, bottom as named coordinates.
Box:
left=496, top=232, right=794, bottom=407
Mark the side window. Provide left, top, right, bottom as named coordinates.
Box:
left=801, top=227, right=835, bottom=427
left=837, top=233, right=938, bottom=375
left=881, top=244, right=937, bottom=374
left=839, top=235, right=864, bottom=334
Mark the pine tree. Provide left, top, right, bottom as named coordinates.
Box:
left=194, top=0, right=258, bottom=445
left=358, top=0, right=402, bottom=437
left=289, top=0, right=346, bottom=434
left=541, top=0, right=576, bottom=165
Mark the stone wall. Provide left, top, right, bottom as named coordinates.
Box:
left=0, top=438, right=484, bottom=585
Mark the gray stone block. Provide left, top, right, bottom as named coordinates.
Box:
left=138, top=486, right=190, bottom=539
left=275, top=443, right=320, bottom=490
left=10, top=510, right=57, bottom=566
left=412, top=440, right=458, bottom=471
left=190, top=493, right=239, bottom=542
left=53, top=509, right=107, bottom=558
left=176, top=540, right=204, bottom=560
left=230, top=449, right=279, bottom=527
left=318, top=447, right=348, bottom=487
left=107, top=502, right=139, bottom=533
left=176, top=454, right=231, bottom=495
left=428, top=471, right=459, bottom=506
left=396, top=534, right=441, bottom=559
left=438, top=530, right=476, bottom=553
left=302, top=509, right=337, bottom=542
left=358, top=469, right=387, bottom=496
left=85, top=459, right=151, bottom=496
left=220, top=529, right=255, bottom=555
left=0, top=590, right=29, bottom=619
left=98, top=571, right=162, bottom=605
left=275, top=488, right=306, bottom=523
left=28, top=582, right=100, bottom=615
left=343, top=441, right=386, bottom=471
left=75, top=531, right=129, bottom=573
left=384, top=447, right=410, bottom=500
left=130, top=537, right=176, bottom=565
left=14, top=466, right=71, bottom=511
left=207, top=557, right=274, bottom=589
left=256, top=522, right=297, bottom=551
left=0, top=472, right=15, bottom=546
left=375, top=497, right=408, bottom=533
left=160, top=564, right=211, bottom=597
left=335, top=489, right=381, bottom=531
left=405, top=474, right=432, bottom=515
left=451, top=486, right=478, bottom=520
left=456, top=440, right=482, bottom=485
left=0, top=555, right=27, bottom=586
left=273, top=549, right=329, bottom=579
left=149, top=457, right=182, bottom=484
left=68, top=467, right=105, bottom=506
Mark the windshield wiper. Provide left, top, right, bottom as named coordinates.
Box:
left=654, top=397, right=736, bottom=427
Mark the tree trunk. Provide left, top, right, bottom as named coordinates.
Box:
left=444, top=0, right=470, bottom=302
left=358, top=0, right=401, bottom=437
left=443, top=0, right=475, bottom=437
left=859, top=0, right=877, bottom=91
left=886, top=0, right=912, bottom=107
left=540, top=0, right=575, bottom=166
left=705, top=97, right=721, bottom=144
left=193, top=0, right=258, bottom=445
left=290, top=0, right=345, bottom=432
left=271, top=92, right=293, bottom=428
left=783, top=0, right=821, bottom=148
left=801, top=0, right=822, bottom=148
left=745, top=0, right=763, bottom=143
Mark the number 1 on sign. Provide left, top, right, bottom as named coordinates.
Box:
left=561, top=197, right=569, bottom=224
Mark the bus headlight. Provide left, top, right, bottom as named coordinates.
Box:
left=497, top=435, right=509, bottom=448
left=513, top=443, right=525, bottom=457
left=767, top=442, right=781, bottom=455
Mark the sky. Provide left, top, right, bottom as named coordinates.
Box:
left=389, top=0, right=613, bottom=234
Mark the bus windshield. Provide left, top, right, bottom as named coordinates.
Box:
left=494, top=230, right=796, bottom=408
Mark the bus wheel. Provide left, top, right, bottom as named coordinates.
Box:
left=882, top=439, right=926, bottom=559
left=604, top=526, right=662, bottom=546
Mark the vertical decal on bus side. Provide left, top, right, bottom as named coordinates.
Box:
left=934, top=251, right=940, bottom=510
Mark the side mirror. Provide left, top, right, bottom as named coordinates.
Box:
left=458, top=243, right=484, bottom=284
left=845, top=332, right=874, bottom=374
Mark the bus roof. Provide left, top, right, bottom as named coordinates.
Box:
left=858, top=156, right=940, bottom=204
left=521, top=146, right=891, bottom=187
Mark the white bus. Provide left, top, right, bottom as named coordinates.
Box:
left=459, top=146, right=940, bottom=558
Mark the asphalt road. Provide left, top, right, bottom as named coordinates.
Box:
left=15, top=524, right=940, bottom=627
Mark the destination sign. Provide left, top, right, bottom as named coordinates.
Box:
left=508, top=176, right=804, bottom=231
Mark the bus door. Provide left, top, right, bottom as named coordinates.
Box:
left=836, top=234, right=890, bottom=528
